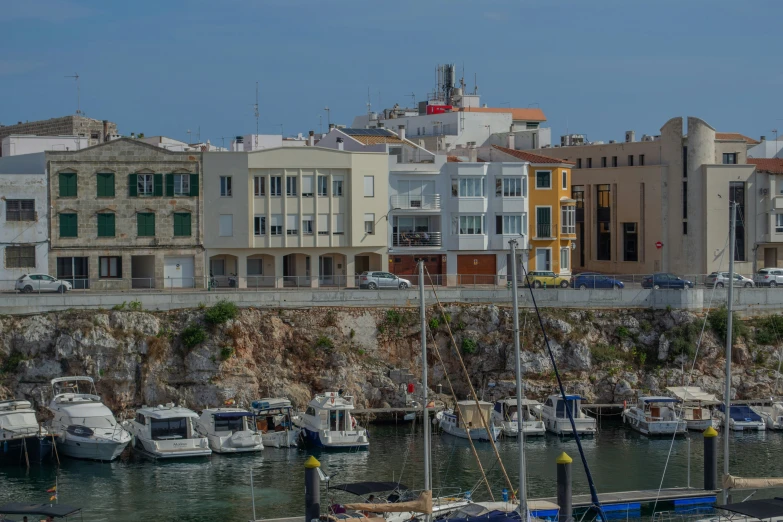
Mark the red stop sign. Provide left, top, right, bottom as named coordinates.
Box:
left=655, top=241, right=663, bottom=249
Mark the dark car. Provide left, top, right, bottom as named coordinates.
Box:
left=641, top=273, right=694, bottom=289
left=571, top=273, right=625, bottom=289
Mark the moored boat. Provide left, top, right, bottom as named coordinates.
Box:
left=751, top=401, right=783, bottom=430
left=124, top=403, right=211, bottom=458
left=541, top=394, right=596, bottom=436
left=437, top=400, right=501, bottom=442
left=295, top=392, right=369, bottom=450
left=622, top=396, right=687, bottom=436
left=0, top=399, right=55, bottom=464
left=666, top=386, right=719, bottom=431
left=716, top=404, right=766, bottom=432
left=250, top=398, right=301, bottom=448
left=491, top=398, right=545, bottom=437
left=195, top=408, right=263, bottom=453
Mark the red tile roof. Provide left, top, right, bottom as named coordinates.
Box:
left=491, top=145, right=575, bottom=165
left=455, top=107, right=547, bottom=122
left=716, top=133, right=760, bottom=145
left=748, top=158, right=783, bottom=174
left=447, top=155, right=462, bottom=163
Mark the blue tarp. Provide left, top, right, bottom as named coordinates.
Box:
left=717, top=404, right=762, bottom=422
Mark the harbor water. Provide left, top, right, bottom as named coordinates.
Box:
left=2, top=419, right=782, bottom=521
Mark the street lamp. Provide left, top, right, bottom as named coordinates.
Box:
left=324, top=107, right=331, bottom=127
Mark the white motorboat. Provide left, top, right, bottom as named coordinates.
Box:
left=437, top=400, right=501, bottom=442
left=751, top=401, right=783, bottom=430
left=622, top=396, right=687, bottom=436
left=491, top=398, right=545, bottom=437
left=716, top=404, right=766, bottom=432
left=124, top=403, right=211, bottom=458
left=0, top=399, right=55, bottom=463
left=541, top=394, right=596, bottom=436
left=46, top=377, right=130, bottom=461
left=666, top=386, right=720, bottom=431
left=250, top=398, right=301, bottom=448
left=295, top=392, right=369, bottom=449
left=194, top=408, right=263, bottom=453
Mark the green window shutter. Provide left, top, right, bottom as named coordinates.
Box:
left=98, top=214, right=115, bottom=237
left=165, top=174, right=174, bottom=197
left=128, top=174, right=138, bottom=197
left=138, top=213, right=155, bottom=237
left=189, top=173, right=199, bottom=197
left=174, top=213, right=192, bottom=237
left=153, top=174, right=163, bottom=196
left=59, top=173, right=76, bottom=197
left=97, top=173, right=115, bottom=197
left=59, top=213, right=78, bottom=238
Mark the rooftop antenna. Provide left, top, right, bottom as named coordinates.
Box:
left=474, top=72, right=478, bottom=95
left=408, top=92, right=416, bottom=107
left=319, top=115, right=323, bottom=135
left=65, top=73, right=81, bottom=115
left=367, top=87, right=372, bottom=115
left=197, top=126, right=201, bottom=143
left=254, top=82, right=260, bottom=136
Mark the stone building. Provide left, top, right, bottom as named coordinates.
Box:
left=0, top=115, right=118, bottom=155
left=46, top=138, right=204, bottom=289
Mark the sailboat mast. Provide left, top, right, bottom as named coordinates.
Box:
left=722, top=200, right=736, bottom=504
left=419, top=261, right=432, bottom=520
left=510, top=239, right=526, bottom=515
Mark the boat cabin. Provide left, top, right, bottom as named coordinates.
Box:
left=545, top=395, right=589, bottom=419
left=251, top=399, right=295, bottom=433
left=304, top=392, right=358, bottom=432
left=134, top=405, right=200, bottom=441
left=494, top=398, right=540, bottom=421
left=199, top=408, right=254, bottom=435
left=0, top=400, right=40, bottom=438
left=636, top=397, right=680, bottom=421
left=449, top=401, right=493, bottom=429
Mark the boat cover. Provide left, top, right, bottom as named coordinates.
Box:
left=212, top=412, right=254, bottom=418
left=666, top=386, right=719, bottom=403
left=723, top=474, right=783, bottom=489
left=0, top=503, right=82, bottom=517
left=331, top=482, right=409, bottom=496
left=344, top=490, right=432, bottom=514
left=717, top=404, right=763, bottom=422
left=717, top=498, right=783, bottom=519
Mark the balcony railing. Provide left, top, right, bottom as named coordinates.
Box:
left=391, top=195, right=441, bottom=210
left=536, top=224, right=552, bottom=238
left=393, top=231, right=442, bottom=247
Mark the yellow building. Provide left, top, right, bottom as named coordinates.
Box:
left=492, top=146, right=576, bottom=274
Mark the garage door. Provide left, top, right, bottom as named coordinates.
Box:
left=164, top=256, right=195, bottom=288
left=457, top=254, right=496, bottom=285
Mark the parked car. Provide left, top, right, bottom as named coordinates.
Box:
left=753, top=268, right=783, bottom=288
left=641, top=273, right=694, bottom=289
left=571, top=273, right=625, bottom=289
left=15, top=274, right=72, bottom=293
left=526, top=271, right=570, bottom=288
left=359, top=271, right=412, bottom=290
left=705, top=272, right=754, bottom=288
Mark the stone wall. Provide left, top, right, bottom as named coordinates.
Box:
left=0, top=115, right=118, bottom=146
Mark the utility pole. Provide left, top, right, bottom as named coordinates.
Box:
left=418, top=260, right=431, bottom=522
left=509, top=239, right=526, bottom=517
left=254, top=82, right=260, bottom=137
left=65, top=73, right=81, bottom=115
left=722, top=200, right=737, bottom=505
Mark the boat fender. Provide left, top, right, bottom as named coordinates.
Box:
left=352, top=417, right=357, bottom=429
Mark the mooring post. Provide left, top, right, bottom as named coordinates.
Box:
left=304, top=455, right=321, bottom=522
left=703, top=426, right=718, bottom=490
left=557, top=452, right=573, bottom=522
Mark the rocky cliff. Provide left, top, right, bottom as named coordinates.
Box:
left=1, top=303, right=781, bottom=415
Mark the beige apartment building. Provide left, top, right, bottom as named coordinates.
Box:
left=203, top=147, right=388, bottom=287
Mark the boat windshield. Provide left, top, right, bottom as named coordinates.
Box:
left=214, top=416, right=244, bottom=432
left=329, top=410, right=351, bottom=431
left=0, top=412, right=38, bottom=428
left=556, top=399, right=579, bottom=419
left=151, top=418, right=188, bottom=440
left=77, top=416, right=116, bottom=428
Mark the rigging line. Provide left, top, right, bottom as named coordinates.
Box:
left=518, top=262, right=606, bottom=522
left=424, top=265, right=515, bottom=498
left=394, top=402, right=418, bottom=489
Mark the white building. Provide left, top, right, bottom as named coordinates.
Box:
left=2, top=135, right=90, bottom=156
left=748, top=136, right=783, bottom=159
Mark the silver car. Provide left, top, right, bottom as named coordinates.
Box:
left=705, top=272, right=754, bottom=288
left=753, top=268, right=783, bottom=288
left=15, top=273, right=73, bottom=293
left=359, top=271, right=411, bottom=290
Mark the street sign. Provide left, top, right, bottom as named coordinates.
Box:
left=655, top=241, right=663, bottom=249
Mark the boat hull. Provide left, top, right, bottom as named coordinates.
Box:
left=300, top=428, right=369, bottom=450
left=57, top=435, right=128, bottom=461
left=499, top=421, right=545, bottom=438
left=0, top=435, right=55, bottom=464
left=623, top=412, right=687, bottom=436
left=261, top=429, right=300, bottom=448
left=133, top=436, right=212, bottom=459
left=208, top=431, right=264, bottom=453
left=685, top=418, right=718, bottom=431
left=725, top=420, right=766, bottom=432
left=543, top=418, right=596, bottom=436
left=440, top=421, right=501, bottom=442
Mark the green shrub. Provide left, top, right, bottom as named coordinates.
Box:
left=443, top=312, right=452, bottom=324
left=204, top=300, right=238, bottom=325
left=197, top=302, right=207, bottom=310
left=386, top=310, right=403, bottom=326
left=112, top=302, right=126, bottom=311
left=181, top=324, right=206, bottom=349
left=220, top=345, right=235, bottom=360
left=1, top=351, right=25, bottom=374
left=456, top=321, right=466, bottom=331
left=709, top=307, right=747, bottom=345
left=754, top=315, right=783, bottom=345
left=637, top=350, right=648, bottom=366
left=429, top=317, right=440, bottom=330
left=754, top=350, right=767, bottom=366
left=128, top=299, right=142, bottom=311
left=462, top=338, right=477, bottom=354
left=669, top=322, right=700, bottom=360
left=616, top=326, right=630, bottom=339
left=640, top=320, right=652, bottom=333
left=591, top=343, right=620, bottom=363
left=357, top=349, right=366, bottom=356
left=315, top=335, right=334, bottom=349
left=350, top=329, right=356, bottom=339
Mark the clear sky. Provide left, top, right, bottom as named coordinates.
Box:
left=2, top=0, right=781, bottom=145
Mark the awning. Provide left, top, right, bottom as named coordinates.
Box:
left=331, top=482, right=409, bottom=496
left=717, top=498, right=783, bottom=519
left=667, top=386, right=719, bottom=403
left=0, top=503, right=82, bottom=517
left=213, top=412, right=254, bottom=418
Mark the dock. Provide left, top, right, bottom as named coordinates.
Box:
left=535, top=487, right=718, bottom=511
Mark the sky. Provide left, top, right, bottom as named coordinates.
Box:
left=1, top=0, right=782, bottom=146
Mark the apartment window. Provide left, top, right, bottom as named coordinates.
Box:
left=334, top=214, right=344, bottom=235
left=318, top=214, right=329, bottom=235
left=303, top=215, right=314, bottom=235
left=59, top=172, right=77, bottom=197
left=220, top=176, right=232, bottom=197
left=623, top=223, right=638, bottom=262
left=628, top=155, right=634, bottom=167
left=254, top=216, right=266, bottom=236
left=332, top=176, right=344, bottom=197
left=683, top=222, right=688, bottom=235
left=6, top=200, right=35, bottom=222
left=501, top=215, right=522, bottom=235
left=173, top=213, right=191, bottom=237
left=597, top=222, right=611, bottom=261
left=59, top=213, right=77, bottom=238
left=730, top=181, right=746, bottom=261
left=97, top=213, right=115, bottom=237
left=458, top=215, right=484, bottom=235
left=364, top=176, right=375, bottom=197
left=576, top=159, right=582, bottom=169
left=172, top=174, right=190, bottom=196
left=562, top=170, right=568, bottom=189
left=138, top=174, right=154, bottom=196
left=683, top=146, right=688, bottom=177
left=458, top=178, right=484, bottom=197
left=586, top=158, right=592, bottom=169
left=286, top=215, right=298, bottom=235
left=502, top=178, right=523, bottom=197
left=560, top=247, right=570, bottom=271
left=776, top=214, right=783, bottom=233
left=639, top=154, right=645, bottom=166
left=254, top=176, right=265, bottom=197
left=97, top=173, right=115, bottom=198
left=219, top=214, right=233, bottom=236
left=536, top=171, right=551, bottom=189
left=601, top=157, right=607, bottom=168
left=682, top=181, right=688, bottom=225
left=536, top=207, right=551, bottom=238
left=364, top=213, right=375, bottom=234
left=317, top=175, right=328, bottom=196
left=137, top=212, right=155, bottom=237
left=597, top=184, right=611, bottom=220
left=99, top=256, right=122, bottom=278
left=5, top=246, right=35, bottom=268
left=302, top=176, right=314, bottom=197
left=270, top=176, right=282, bottom=196
left=572, top=186, right=585, bottom=222
left=723, top=153, right=738, bottom=165
left=270, top=215, right=282, bottom=236
left=611, top=156, right=618, bottom=168
left=561, top=206, right=576, bottom=234
left=286, top=177, right=297, bottom=197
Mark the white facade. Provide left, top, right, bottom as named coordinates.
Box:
left=0, top=153, right=49, bottom=289
left=2, top=135, right=90, bottom=157
left=748, top=138, right=783, bottom=159
left=231, top=135, right=284, bottom=152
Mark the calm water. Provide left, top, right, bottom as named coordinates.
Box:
left=2, top=419, right=782, bottom=522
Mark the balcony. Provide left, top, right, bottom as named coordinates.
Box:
left=391, top=195, right=441, bottom=211
left=536, top=224, right=552, bottom=238
left=393, top=232, right=442, bottom=248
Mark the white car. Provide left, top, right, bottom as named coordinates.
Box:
left=15, top=274, right=72, bottom=293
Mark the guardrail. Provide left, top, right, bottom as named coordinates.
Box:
left=390, top=194, right=441, bottom=210
left=392, top=232, right=442, bottom=247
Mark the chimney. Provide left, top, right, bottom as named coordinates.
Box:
left=329, top=123, right=335, bottom=131
left=337, top=137, right=344, bottom=151
left=102, top=120, right=109, bottom=142
left=507, top=127, right=515, bottom=150
left=398, top=124, right=405, bottom=141
left=760, top=135, right=766, bottom=142
left=469, top=144, right=477, bottom=163
left=308, top=130, right=315, bottom=147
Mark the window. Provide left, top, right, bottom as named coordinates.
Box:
left=502, top=178, right=523, bottom=197
left=270, top=215, right=282, bottom=236
left=270, top=176, right=282, bottom=196
left=502, top=215, right=522, bottom=235
left=776, top=214, right=783, bottom=233
left=137, top=213, right=155, bottom=237
left=173, top=213, right=191, bottom=236
left=683, top=146, right=688, bottom=177
left=597, top=221, right=611, bottom=261
left=623, top=223, right=638, bottom=262
left=683, top=222, right=688, bottom=234
left=173, top=174, right=190, bottom=196
left=5, top=246, right=35, bottom=268
left=683, top=181, right=688, bottom=225
left=586, top=158, right=592, bottom=169
left=572, top=186, right=585, bottom=222
left=562, top=170, right=568, bottom=189
left=597, top=184, right=611, bottom=224
left=364, top=176, right=375, bottom=197
left=220, top=176, right=232, bottom=197
left=601, top=157, right=607, bottom=168
left=248, top=258, right=263, bottom=276
left=97, top=213, right=115, bottom=237
left=254, top=176, right=265, bottom=197
left=286, top=215, right=298, bottom=235
left=536, top=207, right=551, bottom=238
left=723, top=153, right=738, bottom=165
left=389, top=147, right=402, bottom=163
left=560, top=248, right=570, bottom=271
left=317, top=175, right=328, bottom=196
left=318, top=214, right=329, bottom=235
left=332, top=176, right=344, bottom=197
left=458, top=215, right=484, bottom=235
left=334, top=214, right=344, bottom=235
left=628, top=155, right=634, bottom=167
left=458, top=177, right=484, bottom=197
left=138, top=174, right=154, bottom=196
left=730, top=181, right=746, bottom=261
left=561, top=206, right=575, bottom=234
left=6, top=200, right=35, bottom=221
left=357, top=213, right=373, bottom=235
left=59, top=213, right=77, bottom=238
left=536, top=171, right=551, bottom=189
left=302, top=176, right=314, bottom=197
left=97, top=173, right=115, bottom=197
left=254, top=216, right=266, bottom=236
left=99, top=256, right=122, bottom=278
left=611, top=156, right=618, bottom=168
left=576, top=159, right=582, bottom=169
left=150, top=418, right=187, bottom=441
left=639, top=154, right=645, bottom=166
left=59, top=172, right=77, bottom=197
left=286, top=176, right=297, bottom=196
left=219, top=214, right=233, bottom=236
left=303, top=215, right=314, bottom=235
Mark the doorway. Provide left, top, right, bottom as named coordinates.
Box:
left=319, top=256, right=334, bottom=285
left=56, top=257, right=89, bottom=289
left=765, top=247, right=777, bottom=268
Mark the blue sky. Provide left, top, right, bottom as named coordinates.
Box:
left=2, top=0, right=781, bottom=145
